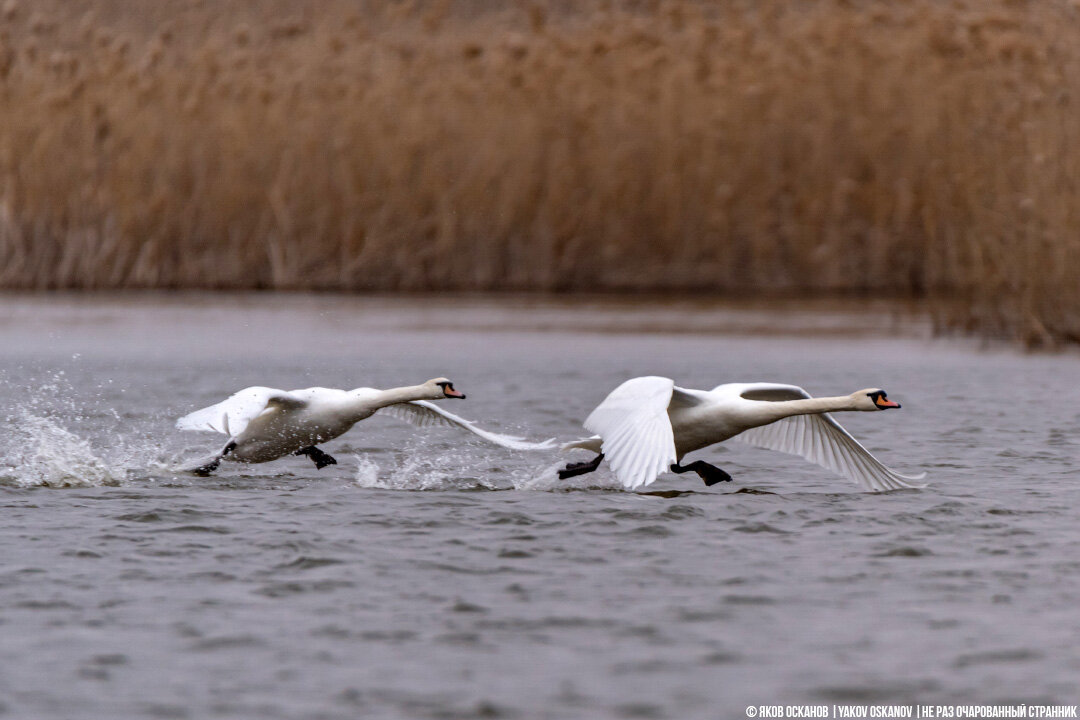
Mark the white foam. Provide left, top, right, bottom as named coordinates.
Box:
left=352, top=455, right=384, bottom=488
left=1, top=410, right=126, bottom=488
left=352, top=437, right=503, bottom=491
left=512, top=458, right=622, bottom=491
left=392, top=451, right=500, bottom=491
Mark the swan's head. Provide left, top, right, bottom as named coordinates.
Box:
left=427, top=377, right=466, bottom=399
left=854, top=388, right=901, bottom=411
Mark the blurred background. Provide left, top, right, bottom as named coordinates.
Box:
left=1, top=0, right=1078, bottom=345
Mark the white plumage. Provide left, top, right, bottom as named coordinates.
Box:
left=582, top=377, right=677, bottom=490
left=563, top=377, right=926, bottom=492
left=175, top=378, right=554, bottom=474
left=375, top=400, right=556, bottom=451
left=175, top=386, right=318, bottom=436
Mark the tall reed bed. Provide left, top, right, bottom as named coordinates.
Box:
left=1, top=1, right=1078, bottom=344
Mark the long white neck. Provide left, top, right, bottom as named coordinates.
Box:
left=344, top=384, right=435, bottom=423
left=753, top=395, right=859, bottom=425
left=369, top=384, right=435, bottom=409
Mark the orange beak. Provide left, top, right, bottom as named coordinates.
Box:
left=875, top=395, right=900, bottom=409
left=444, top=386, right=466, bottom=399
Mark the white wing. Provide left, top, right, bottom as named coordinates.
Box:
left=175, top=386, right=307, bottom=436
left=729, top=383, right=927, bottom=492
left=377, top=401, right=556, bottom=451
left=584, top=376, right=678, bottom=490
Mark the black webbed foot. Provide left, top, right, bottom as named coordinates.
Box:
left=558, top=453, right=605, bottom=480
left=670, top=460, right=733, bottom=487
left=696, top=465, right=734, bottom=487
left=295, top=446, right=338, bottom=470
left=190, top=458, right=221, bottom=477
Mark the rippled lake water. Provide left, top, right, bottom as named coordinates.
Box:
left=1, top=295, right=1078, bottom=719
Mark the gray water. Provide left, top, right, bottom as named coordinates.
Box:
left=1, top=295, right=1078, bottom=719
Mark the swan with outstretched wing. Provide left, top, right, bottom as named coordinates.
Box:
left=176, top=378, right=554, bottom=475
left=561, top=377, right=926, bottom=492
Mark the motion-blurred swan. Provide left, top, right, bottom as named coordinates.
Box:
left=176, top=378, right=553, bottom=475
left=560, top=377, right=926, bottom=492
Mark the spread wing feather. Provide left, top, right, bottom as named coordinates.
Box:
left=728, top=383, right=926, bottom=492
left=175, top=386, right=308, bottom=437
left=584, top=376, right=678, bottom=490
left=377, top=401, right=556, bottom=451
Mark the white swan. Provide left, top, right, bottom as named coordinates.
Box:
left=559, top=377, right=926, bottom=492
left=176, top=378, right=554, bottom=475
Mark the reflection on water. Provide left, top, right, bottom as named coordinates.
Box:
left=0, top=294, right=1078, bottom=718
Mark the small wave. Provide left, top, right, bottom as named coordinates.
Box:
left=731, top=522, right=790, bottom=534
left=254, top=580, right=356, bottom=598
left=275, top=556, right=345, bottom=571
left=874, top=546, right=933, bottom=557
left=953, top=648, right=1043, bottom=669
left=626, top=524, right=674, bottom=538
left=660, top=504, right=705, bottom=519
left=814, top=680, right=940, bottom=702
left=723, top=594, right=777, bottom=605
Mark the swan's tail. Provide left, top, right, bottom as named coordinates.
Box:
left=561, top=435, right=603, bottom=453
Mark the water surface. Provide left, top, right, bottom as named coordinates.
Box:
left=1, top=295, right=1078, bottom=719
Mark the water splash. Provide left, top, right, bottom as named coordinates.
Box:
left=0, top=410, right=126, bottom=488
left=511, top=458, right=622, bottom=491
left=353, top=455, right=383, bottom=488
left=390, top=451, right=501, bottom=491
left=0, top=370, right=141, bottom=488
left=352, top=435, right=507, bottom=491
left=349, top=436, right=618, bottom=493
left=511, top=460, right=569, bottom=491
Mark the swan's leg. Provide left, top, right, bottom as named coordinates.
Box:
left=295, top=446, right=338, bottom=470
left=558, top=453, right=605, bottom=479
left=190, top=441, right=236, bottom=476
left=670, top=460, right=733, bottom=486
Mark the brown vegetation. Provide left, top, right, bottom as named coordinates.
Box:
left=1, top=0, right=1079, bottom=345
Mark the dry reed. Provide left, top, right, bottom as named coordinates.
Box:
left=1, top=0, right=1079, bottom=345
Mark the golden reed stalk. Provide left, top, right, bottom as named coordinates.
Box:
left=1, top=1, right=1078, bottom=345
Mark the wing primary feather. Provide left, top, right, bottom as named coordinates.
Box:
left=584, top=377, right=677, bottom=490
left=175, top=386, right=296, bottom=436
left=377, top=401, right=555, bottom=451
left=733, top=410, right=925, bottom=492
